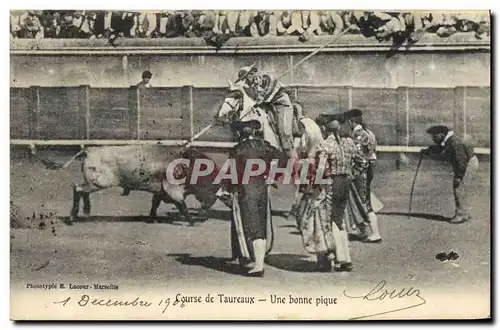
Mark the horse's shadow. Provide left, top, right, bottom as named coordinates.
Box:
left=204, top=209, right=231, bottom=221
left=265, top=253, right=317, bottom=273
left=378, top=212, right=451, bottom=222
left=167, top=253, right=243, bottom=275
left=204, top=209, right=291, bottom=221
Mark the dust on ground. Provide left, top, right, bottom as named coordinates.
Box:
left=10, top=150, right=491, bottom=293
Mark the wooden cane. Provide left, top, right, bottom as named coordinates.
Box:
left=408, top=152, right=424, bottom=217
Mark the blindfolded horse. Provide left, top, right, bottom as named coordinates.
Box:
left=214, top=79, right=325, bottom=222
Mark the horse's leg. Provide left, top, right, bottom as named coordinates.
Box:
left=149, top=192, right=163, bottom=222
left=174, top=200, right=193, bottom=226
left=198, top=201, right=211, bottom=221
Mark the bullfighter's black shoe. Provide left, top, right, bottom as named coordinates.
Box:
left=316, top=263, right=332, bottom=272
left=245, top=270, right=264, bottom=277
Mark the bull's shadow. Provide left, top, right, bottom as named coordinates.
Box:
left=60, top=208, right=293, bottom=225
left=167, top=253, right=243, bottom=275
left=57, top=213, right=208, bottom=226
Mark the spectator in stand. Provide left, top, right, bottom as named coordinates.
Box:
left=10, top=10, right=25, bottom=38
left=59, top=11, right=94, bottom=39
left=136, top=11, right=157, bottom=38
left=362, top=11, right=402, bottom=40
left=430, top=12, right=458, bottom=37
left=345, top=11, right=405, bottom=42
left=19, top=10, right=44, bottom=39
left=453, top=12, right=490, bottom=39
left=189, top=10, right=218, bottom=38
left=158, top=11, right=172, bottom=37
left=162, top=11, right=184, bottom=38
left=86, top=11, right=107, bottom=39
left=237, top=10, right=253, bottom=36
left=9, top=10, right=490, bottom=42
left=57, top=11, right=80, bottom=38
left=179, top=11, right=197, bottom=37
left=217, top=11, right=245, bottom=37
left=301, top=11, right=323, bottom=36
left=398, top=12, right=424, bottom=43
left=275, top=11, right=290, bottom=35
left=473, top=13, right=490, bottom=39
left=105, top=11, right=139, bottom=38
left=277, top=11, right=304, bottom=36
left=74, top=11, right=94, bottom=38
left=250, top=11, right=277, bottom=37
left=455, top=13, right=476, bottom=32
left=341, top=11, right=360, bottom=33
left=122, top=11, right=140, bottom=37
left=39, top=11, right=60, bottom=38
left=319, top=11, right=344, bottom=35
left=160, top=10, right=198, bottom=38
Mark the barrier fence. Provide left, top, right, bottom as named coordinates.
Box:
left=10, top=85, right=491, bottom=153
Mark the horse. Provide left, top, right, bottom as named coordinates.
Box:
left=214, top=79, right=325, bottom=222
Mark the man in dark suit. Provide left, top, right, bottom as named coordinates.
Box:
left=422, top=125, right=479, bottom=224
left=226, top=120, right=287, bottom=277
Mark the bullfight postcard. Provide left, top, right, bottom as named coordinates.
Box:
left=8, top=8, right=491, bottom=320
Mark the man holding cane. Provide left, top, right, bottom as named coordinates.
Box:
left=421, top=125, right=479, bottom=224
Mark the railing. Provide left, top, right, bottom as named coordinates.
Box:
left=10, top=33, right=491, bottom=55
left=10, top=85, right=491, bottom=153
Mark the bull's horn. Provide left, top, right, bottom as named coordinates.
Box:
left=227, top=79, right=234, bottom=88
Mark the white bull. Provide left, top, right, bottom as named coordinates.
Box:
left=46, top=145, right=220, bottom=225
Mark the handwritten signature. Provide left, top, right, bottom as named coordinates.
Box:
left=343, top=280, right=427, bottom=320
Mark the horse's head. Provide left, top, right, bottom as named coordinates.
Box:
left=215, top=79, right=257, bottom=124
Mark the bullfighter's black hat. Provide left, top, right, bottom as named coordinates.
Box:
left=316, top=112, right=346, bottom=126
left=231, top=120, right=262, bottom=132
left=426, top=125, right=449, bottom=135
left=142, top=70, right=153, bottom=78
left=343, top=109, right=363, bottom=120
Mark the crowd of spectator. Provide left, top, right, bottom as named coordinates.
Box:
left=10, top=10, right=490, bottom=47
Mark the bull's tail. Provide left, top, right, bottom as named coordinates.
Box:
left=35, top=149, right=87, bottom=170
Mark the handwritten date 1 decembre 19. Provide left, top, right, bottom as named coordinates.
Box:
left=53, top=294, right=262, bottom=313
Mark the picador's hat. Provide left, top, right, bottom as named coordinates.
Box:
left=231, top=120, right=262, bottom=132
left=426, top=125, right=449, bottom=135
left=343, top=109, right=363, bottom=120
left=235, top=63, right=257, bottom=83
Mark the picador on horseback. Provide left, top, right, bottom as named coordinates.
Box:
left=234, top=63, right=303, bottom=165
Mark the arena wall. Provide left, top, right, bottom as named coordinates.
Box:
left=10, top=33, right=491, bottom=148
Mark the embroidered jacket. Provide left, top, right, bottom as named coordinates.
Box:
left=249, top=71, right=285, bottom=104
left=316, top=133, right=367, bottom=177
left=352, top=124, right=377, bottom=161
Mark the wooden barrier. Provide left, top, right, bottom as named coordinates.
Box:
left=9, top=85, right=491, bottom=148
left=9, top=139, right=491, bottom=155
